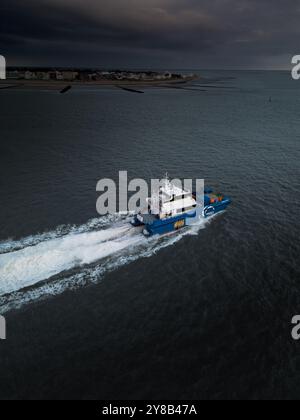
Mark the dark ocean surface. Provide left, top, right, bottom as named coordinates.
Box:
left=0, top=71, right=299, bottom=399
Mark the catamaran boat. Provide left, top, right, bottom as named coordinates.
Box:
left=131, top=175, right=231, bottom=236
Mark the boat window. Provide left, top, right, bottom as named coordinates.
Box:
left=182, top=206, right=197, bottom=212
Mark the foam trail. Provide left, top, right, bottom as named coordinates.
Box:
left=0, top=214, right=125, bottom=255
left=0, top=213, right=214, bottom=312
left=0, top=224, right=142, bottom=296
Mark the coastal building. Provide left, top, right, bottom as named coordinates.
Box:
left=62, top=71, right=79, bottom=81
left=127, top=73, right=140, bottom=81
left=55, top=71, right=64, bottom=80
left=79, top=72, right=90, bottom=81
left=100, top=71, right=111, bottom=78
left=49, top=71, right=57, bottom=80
left=36, top=72, right=50, bottom=81
left=7, top=70, right=23, bottom=79
left=88, top=73, right=99, bottom=81
left=25, top=71, right=37, bottom=80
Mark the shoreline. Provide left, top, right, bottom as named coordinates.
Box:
left=0, top=75, right=199, bottom=90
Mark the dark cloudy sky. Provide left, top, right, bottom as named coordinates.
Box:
left=0, top=0, right=298, bottom=69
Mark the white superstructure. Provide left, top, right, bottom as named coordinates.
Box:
left=147, top=175, right=197, bottom=220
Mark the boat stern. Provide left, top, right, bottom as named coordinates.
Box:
left=130, top=215, right=145, bottom=227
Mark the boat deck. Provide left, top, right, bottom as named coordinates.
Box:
left=141, top=214, right=158, bottom=224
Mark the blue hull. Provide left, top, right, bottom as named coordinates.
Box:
left=143, top=211, right=196, bottom=236
left=132, top=196, right=231, bottom=237
left=202, top=197, right=231, bottom=218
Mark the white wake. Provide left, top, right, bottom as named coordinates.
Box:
left=0, top=214, right=212, bottom=312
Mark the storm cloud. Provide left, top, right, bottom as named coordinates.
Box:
left=0, top=0, right=298, bottom=68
